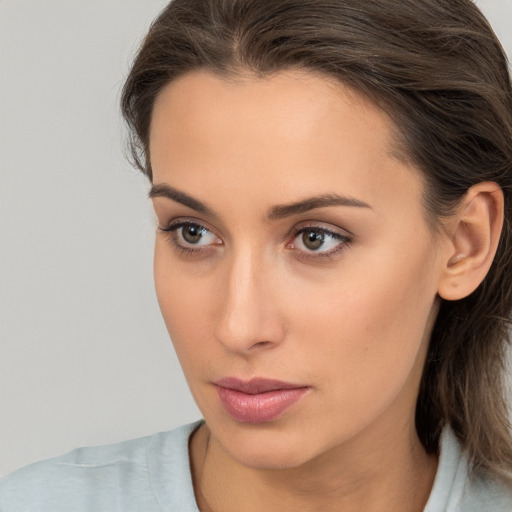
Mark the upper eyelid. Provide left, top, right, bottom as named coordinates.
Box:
left=289, top=230, right=351, bottom=260
left=293, top=226, right=346, bottom=237
left=160, top=221, right=204, bottom=232
left=161, top=221, right=220, bottom=253
left=159, top=217, right=217, bottom=234
left=291, top=222, right=354, bottom=240
left=290, top=227, right=352, bottom=249
left=159, top=217, right=353, bottom=243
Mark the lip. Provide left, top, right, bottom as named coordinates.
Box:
left=214, top=377, right=309, bottom=424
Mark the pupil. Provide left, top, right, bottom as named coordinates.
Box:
left=183, top=225, right=202, bottom=244
left=303, top=230, right=324, bottom=250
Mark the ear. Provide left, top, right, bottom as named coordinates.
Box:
left=437, top=182, right=504, bottom=301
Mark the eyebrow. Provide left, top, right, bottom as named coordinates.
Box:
left=149, top=183, right=371, bottom=220
left=149, top=183, right=217, bottom=218
left=267, top=194, right=372, bottom=220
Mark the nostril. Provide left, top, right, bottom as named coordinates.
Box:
left=250, top=341, right=273, bottom=350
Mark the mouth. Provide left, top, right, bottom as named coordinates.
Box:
left=214, top=377, right=310, bottom=424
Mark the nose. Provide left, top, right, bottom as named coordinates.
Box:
left=213, top=248, right=286, bottom=355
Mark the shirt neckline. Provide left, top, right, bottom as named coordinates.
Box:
left=423, top=428, right=468, bottom=512
left=147, top=421, right=466, bottom=512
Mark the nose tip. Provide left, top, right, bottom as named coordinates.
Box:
left=214, top=306, right=284, bottom=355
left=213, top=256, right=285, bottom=355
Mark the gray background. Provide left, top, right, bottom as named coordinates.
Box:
left=0, top=0, right=511, bottom=476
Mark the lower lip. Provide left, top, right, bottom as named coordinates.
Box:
left=216, top=386, right=308, bottom=424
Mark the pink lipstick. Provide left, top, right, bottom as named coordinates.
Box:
left=215, top=377, right=309, bottom=424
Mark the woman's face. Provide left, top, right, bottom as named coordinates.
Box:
left=150, top=70, right=447, bottom=469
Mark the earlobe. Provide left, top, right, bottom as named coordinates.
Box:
left=437, top=182, right=504, bottom=301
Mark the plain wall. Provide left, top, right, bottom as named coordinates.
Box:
left=1, top=0, right=511, bottom=476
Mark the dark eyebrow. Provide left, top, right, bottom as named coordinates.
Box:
left=149, top=184, right=371, bottom=221
left=267, top=194, right=372, bottom=221
left=148, top=183, right=217, bottom=218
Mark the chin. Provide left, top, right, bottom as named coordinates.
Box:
left=232, top=444, right=311, bottom=470
left=213, top=420, right=324, bottom=470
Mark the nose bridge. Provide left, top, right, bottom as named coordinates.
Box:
left=214, top=243, right=283, bottom=353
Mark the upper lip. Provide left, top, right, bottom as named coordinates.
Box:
left=214, top=377, right=307, bottom=394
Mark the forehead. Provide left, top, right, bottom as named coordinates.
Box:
left=149, top=69, right=424, bottom=220
left=150, top=69, right=399, bottom=156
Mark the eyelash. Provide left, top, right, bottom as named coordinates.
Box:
left=160, top=221, right=221, bottom=257
left=159, top=220, right=352, bottom=260
left=288, top=226, right=352, bottom=260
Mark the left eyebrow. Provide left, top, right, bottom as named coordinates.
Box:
left=149, top=183, right=371, bottom=221
left=267, top=194, right=372, bottom=221
left=148, top=183, right=217, bottom=218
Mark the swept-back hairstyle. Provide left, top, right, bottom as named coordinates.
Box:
left=121, top=0, right=512, bottom=479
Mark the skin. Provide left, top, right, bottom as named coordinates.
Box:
left=148, top=69, right=503, bottom=511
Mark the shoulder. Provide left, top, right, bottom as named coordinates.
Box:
left=0, top=421, right=202, bottom=512
left=459, top=467, right=512, bottom=512
left=425, top=428, right=512, bottom=512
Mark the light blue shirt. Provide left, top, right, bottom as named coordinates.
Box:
left=1, top=421, right=511, bottom=511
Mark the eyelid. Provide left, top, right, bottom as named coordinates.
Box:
left=286, top=222, right=353, bottom=259
left=159, top=216, right=220, bottom=237
left=289, top=220, right=354, bottom=240
left=158, top=216, right=352, bottom=260
left=158, top=217, right=223, bottom=256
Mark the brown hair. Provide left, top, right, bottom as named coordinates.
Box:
left=121, top=0, right=512, bottom=479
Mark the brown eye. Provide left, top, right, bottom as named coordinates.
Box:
left=182, top=224, right=204, bottom=244
left=161, top=220, right=222, bottom=254
left=290, top=226, right=351, bottom=256
left=302, top=230, right=325, bottom=251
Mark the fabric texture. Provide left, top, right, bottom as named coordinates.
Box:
left=1, top=421, right=511, bottom=511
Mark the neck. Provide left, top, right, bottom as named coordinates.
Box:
left=190, top=415, right=438, bottom=512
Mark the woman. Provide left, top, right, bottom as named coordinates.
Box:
left=1, top=0, right=512, bottom=510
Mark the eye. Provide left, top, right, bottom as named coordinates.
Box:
left=160, top=221, right=222, bottom=252
left=179, top=223, right=214, bottom=245
left=288, top=226, right=351, bottom=256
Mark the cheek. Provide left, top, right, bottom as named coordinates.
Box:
left=154, top=225, right=439, bottom=407
left=153, top=240, right=227, bottom=384
left=154, top=243, right=206, bottom=356
left=284, top=239, right=438, bottom=409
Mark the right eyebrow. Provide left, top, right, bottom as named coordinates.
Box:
left=148, top=183, right=217, bottom=218
left=267, top=193, right=372, bottom=221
